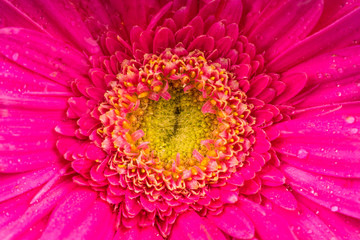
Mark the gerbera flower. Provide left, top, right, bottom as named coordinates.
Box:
left=1, top=0, right=360, bottom=239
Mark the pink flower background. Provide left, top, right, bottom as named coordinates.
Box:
left=0, top=0, right=360, bottom=239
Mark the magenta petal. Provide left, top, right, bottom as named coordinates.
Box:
left=273, top=202, right=337, bottom=240
left=274, top=103, right=360, bottom=178
left=175, top=25, right=195, bottom=47
left=0, top=181, right=74, bottom=239
left=207, top=205, right=254, bottom=239
left=114, top=226, right=162, bottom=240
left=282, top=165, right=360, bottom=219
left=3, top=0, right=102, bottom=54
left=65, top=199, right=115, bottom=240
left=0, top=167, right=59, bottom=202
left=0, top=188, right=38, bottom=228
left=217, top=0, right=243, bottom=24
left=0, top=28, right=89, bottom=85
left=247, top=74, right=271, bottom=97
left=268, top=8, right=360, bottom=72
left=55, top=121, right=77, bottom=136
left=153, top=27, right=175, bottom=54
left=238, top=197, right=297, bottom=240
left=272, top=72, right=307, bottom=104
left=301, top=195, right=360, bottom=240
left=170, top=211, right=227, bottom=240
left=285, top=45, right=360, bottom=87
left=207, top=21, right=226, bottom=40
left=248, top=0, right=323, bottom=58
left=261, top=186, right=298, bottom=210
left=39, top=188, right=97, bottom=239
left=0, top=1, right=43, bottom=30
left=111, top=0, right=160, bottom=30
left=187, top=35, right=215, bottom=53
left=0, top=148, right=59, bottom=173
left=259, top=165, right=286, bottom=186
left=314, top=0, right=360, bottom=30
left=294, top=76, right=360, bottom=108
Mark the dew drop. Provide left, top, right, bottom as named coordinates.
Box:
left=330, top=205, right=339, bottom=212
left=12, top=52, right=19, bottom=61
left=337, top=68, right=344, bottom=73
left=345, top=116, right=355, bottom=124
left=350, top=128, right=358, bottom=134
left=297, top=149, right=308, bottom=159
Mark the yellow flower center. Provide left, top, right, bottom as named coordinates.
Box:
left=97, top=49, right=253, bottom=193
left=133, top=88, right=217, bottom=168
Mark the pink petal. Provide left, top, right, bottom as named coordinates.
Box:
left=294, top=76, right=360, bottom=108
left=0, top=1, right=43, bottom=30
left=217, top=0, right=243, bottom=24
left=114, top=226, right=162, bottom=240
left=285, top=45, right=360, bottom=87
left=300, top=195, right=360, bottom=240
left=313, top=0, right=360, bottom=30
left=0, top=181, right=74, bottom=239
left=175, top=25, right=195, bottom=47
left=207, top=21, right=226, bottom=40
left=55, top=121, right=77, bottom=136
left=0, top=188, right=37, bottom=228
left=273, top=103, right=360, bottom=178
left=65, top=199, right=115, bottom=240
left=153, top=27, right=175, bottom=54
left=261, top=186, right=298, bottom=210
left=258, top=165, right=286, bottom=187
left=268, top=8, right=360, bottom=72
left=4, top=0, right=102, bottom=54
left=282, top=165, right=360, bottom=219
left=187, top=35, right=215, bottom=53
left=0, top=167, right=59, bottom=202
left=247, top=74, right=271, bottom=97
left=248, top=0, right=323, bottom=59
left=238, top=197, right=297, bottom=240
left=0, top=28, right=89, bottom=86
left=207, top=205, right=255, bottom=239
left=111, top=0, right=160, bottom=30
left=272, top=72, right=307, bottom=104
left=170, top=211, right=227, bottom=240
left=0, top=150, right=59, bottom=173
left=39, top=188, right=98, bottom=239
left=273, top=202, right=337, bottom=240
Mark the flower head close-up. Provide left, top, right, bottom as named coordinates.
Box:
left=1, top=0, right=360, bottom=239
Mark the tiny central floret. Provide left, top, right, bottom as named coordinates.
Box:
left=97, top=48, right=253, bottom=196
left=139, top=89, right=217, bottom=165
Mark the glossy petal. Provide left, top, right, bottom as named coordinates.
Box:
left=170, top=211, right=227, bottom=240
left=207, top=205, right=255, bottom=239
left=238, top=197, right=297, bottom=240
left=282, top=165, right=360, bottom=219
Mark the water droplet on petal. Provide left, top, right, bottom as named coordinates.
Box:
left=297, top=149, right=308, bottom=159
left=316, top=73, right=323, bottom=79
left=12, top=52, right=19, bottom=61
left=331, top=205, right=339, bottom=212
left=350, top=128, right=358, bottom=134
left=345, top=116, right=355, bottom=124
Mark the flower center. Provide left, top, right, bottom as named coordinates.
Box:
left=138, top=88, right=217, bottom=166
left=97, top=48, right=254, bottom=195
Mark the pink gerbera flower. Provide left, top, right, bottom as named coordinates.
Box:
left=1, top=0, right=360, bottom=239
